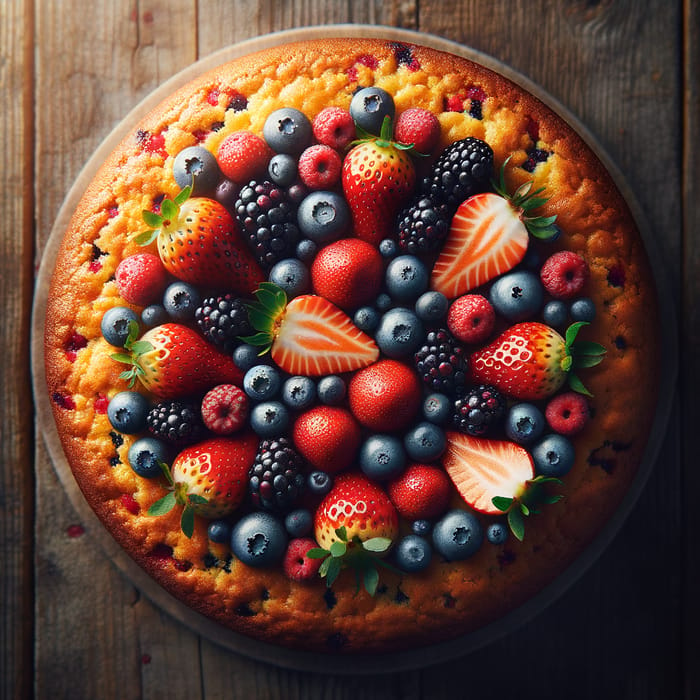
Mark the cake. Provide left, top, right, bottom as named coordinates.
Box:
left=43, top=37, right=660, bottom=653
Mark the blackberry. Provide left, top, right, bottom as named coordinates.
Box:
left=248, top=437, right=305, bottom=512
left=146, top=400, right=205, bottom=445
left=235, top=180, right=299, bottom=270
left=195, top=294, right=252, bottom=354
left=414, top=328, right=468, bottom=395
left=452, top=385, right=506, bottom=436
left=397, top=195, right=450, bottom=254
left=421, top=137, right=494, bottom=211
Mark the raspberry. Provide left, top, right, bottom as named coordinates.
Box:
left=545, top=392, right=590, bottom=435
left=447, top=294, right=495, bottom=344
left=297, top=144, right=342, bottom=189
left=312, top=107, right=355, bottom=150
left=540, top=251, right=589, bottom=299
left=200, top=384, right=249, bottom=435
left=394, top=108, right=441, bottom=154
left=282, top=538, right=323, bottom=582
left=217, top=131, right=273, bottom=183
left=115, top=253, right=168, bottom=306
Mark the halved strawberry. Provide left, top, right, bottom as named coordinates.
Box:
left=242, top=282, right=379, bottom=376
left=431, top=160, right=559, bottom=298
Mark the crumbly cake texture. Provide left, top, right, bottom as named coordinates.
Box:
left=44, top=38, right=659, bottom=652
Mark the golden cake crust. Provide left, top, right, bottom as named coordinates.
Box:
left=44, top=38, right=659, bottom=652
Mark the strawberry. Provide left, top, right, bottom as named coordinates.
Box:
left=137, top=186, right=264, bottom=294
left=430, top=160, right=559, bottom=298
left=115, top=253, right=168, bottom=306
left=308, top=473, right=399, bottom=594
left=469, top=321, right=606, bottom=400
left=216, top=130, right=273, bottom=183
left=242, top=282, right=379, bottom=376
left=393, top=107, right=441, bottom=155
left=310, top=238, right=384, bottom=311
left=387, top=463, right=452, bottom=520
left=443, top=432, right=562, bottom=540
left=347, top=359, right=422, bottom=431
left=342, top=116, right=416, bottom=246
left=148, top=434, right=258, bottom=535
left=111, top=322, right=244, bottom=399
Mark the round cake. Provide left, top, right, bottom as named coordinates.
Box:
left=43, top=37, right=660, bottom=654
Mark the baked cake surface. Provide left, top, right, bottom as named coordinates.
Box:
left=44, top=37, right=659, bottom=653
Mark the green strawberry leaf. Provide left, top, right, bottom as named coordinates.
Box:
left=306, top=547, right=330, bottom=560
left=324, top=556, right=342, bottom=587
left=125, top=320, right=141, bottom=347
left=520, top=502, right=531, bottom=516
left=148, top=491, right=177, bottom=516
left=561, top=354, right=574, bottom=372
left=239, top=331, right=274, bottom=347
left=174, top=184, right=192, bottom=207
left=568, top=373, right=593, bottom=397
left=330, top=541, right=347, bottom=558
left=574, top=354, right=606, bottom=369
left=363, top=566, right=380, bottom=597
left=508, top=507, right=526, bottom=542
left=129, top=340, right=154, bottom=356
left=574, top=341, right=607, bottom=357
left=362, top=537, right=392, bottom=554
left=160, top=197, right=178, bottom=222
left=135, top=229, right=159, bottom=246
left=492, top=496, right=514, bottom=512
left=180, top=506, right=195, bottom=539
left=110, top=352, right=134, bottom=364
left=187, top=494, right=208, bottom=506
left=142, top=210, right=163, bottom=229
left=118, top=368, right=140, bottom=387
left=334, top=526, right=348, bottom=542
left=565, top=321, right=588, bottom=346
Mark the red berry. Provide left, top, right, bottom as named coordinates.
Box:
left=200, top=384, right=249, bottom=435
left=297, top=144, right=342, bottom=189
left=115, top=253, right=168, bottom=306
left=120, top=493, right=140, bottom=515
left=394, top=107, right=441, bottom=154
left=282, top=538, right=323, bottom=581
left=540, top=251, right=589, bottom=299
left=545, top=392, right=590, bottom=435
left=312, top=107, right=355, bottom=150
left=447, top=294, right=495, bottom=344
left=216, top=131, right=273, bottom=183
left=387, top=463, right=452, bottom=520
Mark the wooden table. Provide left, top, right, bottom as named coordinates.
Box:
left=3, top=1, right=697, bottom=697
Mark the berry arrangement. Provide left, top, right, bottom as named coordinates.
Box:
left=103, top=86, right=605, bottom=595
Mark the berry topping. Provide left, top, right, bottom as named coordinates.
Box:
left=146, top=399, right=205, bottom=445
left=297, top=144, right=342, bottom=190
left=216, top=131, right=273, bottom=183
left=201, top=384, right=249, bottom=435
left=414, top=328, right=468, bottom=395
left=447, top=294, right=495, bottom=345
left=545, top=392, right=590, bottom=436
left=248, top=437, right=306, bottom=512
left=387, top=463, right=452, bottom=520
left=312, top=107, right=356, bottom=150
left=115, top=253, right=168, bottom=306
left=394, top=107, right=441, bottom=154
left=195, top=294, right=253, bottom=355
left=397, top=195, right=450, bottom=254
left=452, top=385, right=506, bottom=436
left=540, top=251, right=589, bottom=299
left=263, top=108, right=313, bottom=155
left=283, top=538, right=324, bottom=581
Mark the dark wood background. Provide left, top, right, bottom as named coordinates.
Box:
left=2, top=1, right=697, bottom=698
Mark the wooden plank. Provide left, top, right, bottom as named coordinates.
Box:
left=1, top=1, right=36, bottom=698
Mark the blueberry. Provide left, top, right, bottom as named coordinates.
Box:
left=394, top=535, right=432, bottom=573
left=141, top=304, right=168, bottom=327
left=101, top=306, right=139, bottom=347
left=173, top=145, right=222, bottom=196
left=207, top=519, right=233, bottom=544
left=432, top=509, right=484, bottom=561
left=127, top=436, right=169, bottom=478
left=379, top=238, right=398, bottom=259
left=250, top=401, right=289, bottom=437
left=385, top=255, right=429, bottom=302
left=404, top=422, right=446, bottom=462
left=414, top=291, right=448, bottom=322
left=214, top=178, right=239, bottom=211
left=350, top=86, right=395, bottom=135
left=233, top=344, right=262, bottom=372
left=489, top=270, right=544, bottom=321
left=422, top=393, right=452, bottom=424
left=269, top=258, right=310, bottom=297
left=353, top=306, right=380, bottom=333
left=297, top=191, right=350, bottom=244
left=284, top=508, right=313, bottom=537
left=263, top=107, right=312, bottom=154
left=374, top=293, right=393, bottom=312
left=359, top=434, right=407, bottom=481
left=307, top=470, right=333, bottom=497
left=163, top=281, right=201, bottom=321
left=317, top=375, right=346, bottom=405
left=505, top=403, right=546, bottom=444
left=295, top=238, right=318, bottom=263
left=532, top=434, right=575, bottom=477
left=107, top=391, right=150, bottom=434
left=268, top=153, right=298, bottom=187
left=542, top=300, right=569, bottom=328
left=569, top=297, right=596, bottom=323
left=374, top=307, right=425, bottom=358
left=411, top=519, right=432, bottom=536
left=486, top=521, right=508, bottom=545
left=281, top=375, right=316, bottom=410
left=230, top=512, right=288, bottom=567
left=243, top=364, right=282, bottom=401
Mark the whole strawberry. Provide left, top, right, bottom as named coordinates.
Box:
left=138, top=186, right=264, bottom=294
left=342, top=116, right=416, bottom=246
left=148, top=434, right=258, bottom=535
left=112, top=322, right=244, bottom=399
left=469, top=321, right=605, bottom=400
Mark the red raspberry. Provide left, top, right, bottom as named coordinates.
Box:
left=540, top=251, right=589, bottom=299
left=283, top=538, right=323, bottom=582
left=387, top=463, right=452, bottom=520
left=200, top=384, right=249, bottom=435
left=115, top=253, right=168, bottom=306
left=312, top=106, right=355, bottom=150
left=120, top=493, right=140, bottom=515
left=297, top=144, right=342, bottom=189
left=394, top=107, right=441, bottom=154
left=216, top=131, right=273, bottom=183
left=545, top=392, right=590, bottom=435
left=447, top=294, right=495, bottom=344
